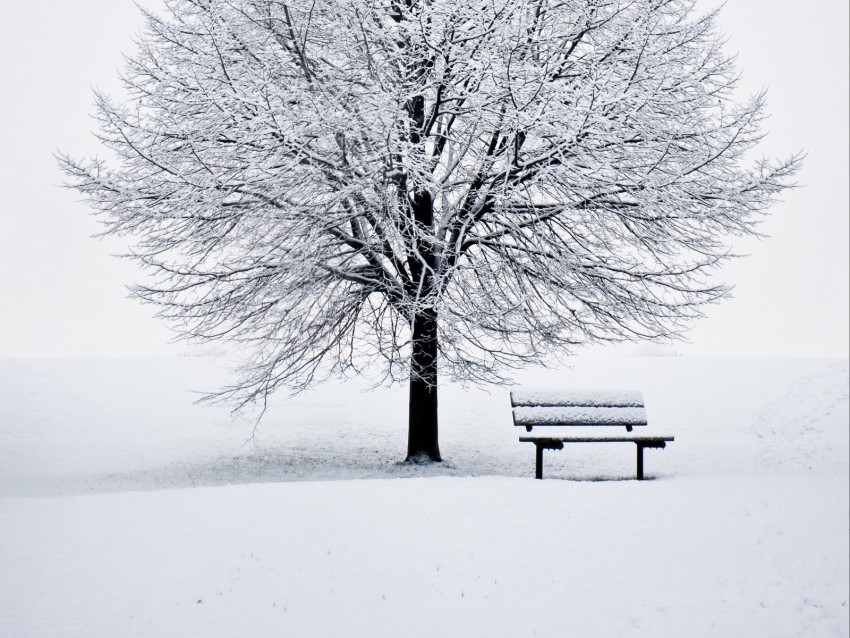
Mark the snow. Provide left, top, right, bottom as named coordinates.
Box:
left=0, top=356, right=848, bottom=637
left=511, top=388, right=644, bottom=406
left=512, top=405, right=648, bottom=426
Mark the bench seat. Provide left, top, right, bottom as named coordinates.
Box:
left=519, top=436, right=674, bottom=444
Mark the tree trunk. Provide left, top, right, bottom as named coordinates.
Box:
left=403, top=68, right=440, bottom=462
left=406, top=306, right=441, bottom=462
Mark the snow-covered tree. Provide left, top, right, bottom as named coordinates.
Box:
left=61, top=0, right=799, bottom=461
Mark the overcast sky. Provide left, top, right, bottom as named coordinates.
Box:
left=0, top=0, right=847, bottom=359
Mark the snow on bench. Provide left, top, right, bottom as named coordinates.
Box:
left=511, top=389, right=645, bottom=408
left=512, top=406, right=648, bottom=429
left=510, top=389, right=674, bottom=480
left=510, top=389, right=647, bottom=431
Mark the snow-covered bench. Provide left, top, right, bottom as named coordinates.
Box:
left=511, top=389, right=674, bottom=480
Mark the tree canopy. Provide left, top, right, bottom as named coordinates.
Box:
left=61, top=0, right=799, bottom=460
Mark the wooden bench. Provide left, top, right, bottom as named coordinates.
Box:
left=511, top=389, right=674, bottom=480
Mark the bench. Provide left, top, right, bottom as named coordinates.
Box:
left=511, top=389, right=674, bottom=480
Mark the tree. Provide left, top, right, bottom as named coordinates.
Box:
left=60, top=0, right=799, bottom=462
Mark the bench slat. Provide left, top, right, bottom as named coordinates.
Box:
left=510, top=389, right=644, bottom=408
left=520, top=436, right=673, bottom=443
left=513, top=406, right=647, bottom=426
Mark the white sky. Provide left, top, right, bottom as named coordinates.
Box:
left=0, top=0, right=847, bottom=358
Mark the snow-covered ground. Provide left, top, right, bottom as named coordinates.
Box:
left=1, top=356, right=847, bottom=636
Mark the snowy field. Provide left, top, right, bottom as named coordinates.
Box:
left=0, top=356, right=847, bottom=637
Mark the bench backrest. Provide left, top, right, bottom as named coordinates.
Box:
left=510, top=389, right=647, bottom=432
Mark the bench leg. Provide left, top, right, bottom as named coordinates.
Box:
left=532, top=441, right=564, bottom=479
left=636, top=443, right=645, bottom=480
left=535, top=444, right=544, bottom=480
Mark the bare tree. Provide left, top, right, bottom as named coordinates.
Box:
left=60, top=0, right=799, bottom=461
